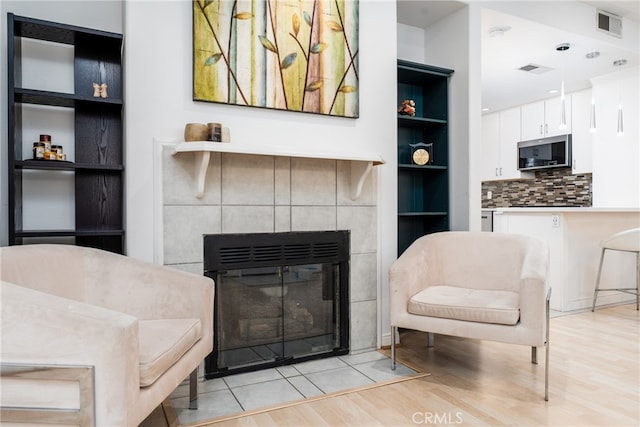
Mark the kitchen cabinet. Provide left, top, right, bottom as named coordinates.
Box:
left=569, top=89, right=593, bottom=174
left=397, top=60, right=453, bottom=255
left=521, top=96, right=572, bottom=140
left=482, top=107, right=533, bottom=181
left=7, top=14, right=125, bottom=253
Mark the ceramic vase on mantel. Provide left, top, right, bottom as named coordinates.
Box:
left=184, top=123, right=208, bottom=142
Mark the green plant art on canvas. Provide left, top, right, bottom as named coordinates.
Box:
left=193, top=0, right=359, bottom=118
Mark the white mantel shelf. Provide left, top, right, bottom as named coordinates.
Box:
left=173, top=141, right=385, bottom=200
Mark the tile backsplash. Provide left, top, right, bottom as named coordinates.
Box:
left=482, top=168, right=592, bottom=208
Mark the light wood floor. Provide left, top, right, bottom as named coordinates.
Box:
left=143, top=303, right=639, bottom=427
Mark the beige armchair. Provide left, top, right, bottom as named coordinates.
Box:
left=0, top=244, right=214, bottom=426
left=390, top=231, right=551, bottom=400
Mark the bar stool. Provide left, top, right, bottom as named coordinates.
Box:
left=592, top=228, right=640, bottom=311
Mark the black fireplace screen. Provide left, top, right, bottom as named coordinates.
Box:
left=204, top=231, right=350, bottom=378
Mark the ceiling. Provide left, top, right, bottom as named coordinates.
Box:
left=397, top=1, right=640, bottom=113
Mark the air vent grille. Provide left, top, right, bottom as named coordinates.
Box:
left=597, top=9, right=622, bottom=38
left=518, top=64, right=552, bottom=74
left=205, top=231, right=349, bottom=271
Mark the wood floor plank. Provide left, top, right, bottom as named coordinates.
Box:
left=142, top=303, right=639, bottom=426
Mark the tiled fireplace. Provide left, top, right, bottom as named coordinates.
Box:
left=154, top=141, right=379, bottom=360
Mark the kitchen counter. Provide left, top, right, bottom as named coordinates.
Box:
left=493, top=207, right=640, bottom=213
left=492, top=208, right=639, bottom=311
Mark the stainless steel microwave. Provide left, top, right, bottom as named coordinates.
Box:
left=517, top=134, right=572, bottom=171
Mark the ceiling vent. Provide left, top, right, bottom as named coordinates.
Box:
left=518, top=64, right=552, bottom=74
left=597, top=9, right=622, bottom=38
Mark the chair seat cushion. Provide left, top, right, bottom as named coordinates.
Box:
left=408, top=285, right=520, bottom=325
left=138, top=318, right=202, bottom=387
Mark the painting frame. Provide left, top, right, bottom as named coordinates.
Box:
left=192, top=0, right=359, bottom=118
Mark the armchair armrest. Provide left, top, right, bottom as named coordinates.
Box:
left=1, top=282, right=139, bottom=425
left=389, top=238, right=439, bottom=323
left=83, top=251, right=214, bottom=324
left=518, top=238, right=550, bottom=330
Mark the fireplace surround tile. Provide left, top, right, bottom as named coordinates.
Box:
left=337, top=160, right=378, bottom=206
left=337, top=206, right=377, bottom=253
left=350, top=253, right=377, bottom=302
left=290, top=206, right=337, bottom=231
left=274, top=205, right=291, bottom=232
left=221, top=205, right=274, bottom=233
left=221, top=154, right=275, bottom=205
left=163, top=149, right=221, bottom=204
left=350, top=300, right=377, bottom=351
left=275, top=157, right=291, bottom=205
left=290, top=158, right=337, bottom=206
left=164, top=205, right=221, bottom=264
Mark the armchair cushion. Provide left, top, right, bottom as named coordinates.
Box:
left=408, top=285, right=520, bottom=325
left=138, top=318, right=202, bottom=387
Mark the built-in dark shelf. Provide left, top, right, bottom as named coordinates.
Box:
left=12, top=14, right=122, bottom=45
left=7, top=13, right=125, bottom=254
left=398, top=164, right=448, bottom=171
left=14, top=88, right=123, bottom=108
left=398, top=212, right=448, bottom=217
left=397, top=116, right=447, bottom=128
left=397, top=59, right=453, bottom=255
left=16, top=160, right=124, bottom=171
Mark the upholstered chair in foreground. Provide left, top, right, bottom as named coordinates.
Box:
left=0, top=244, right=214, bottom=426
left=390, top=231, right=551, bottom=400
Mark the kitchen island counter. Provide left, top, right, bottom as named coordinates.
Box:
left=492, top=208, right=639, bottom=311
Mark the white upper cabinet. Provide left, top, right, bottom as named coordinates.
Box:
left=482, top=107, right=533, bottom=181
left=570, top=89, right=593, bottom=174
left=521, top=96, right=572, bottom=140
left=482, top=113, right=500, bottom=181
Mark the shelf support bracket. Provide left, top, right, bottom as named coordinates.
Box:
left=193, top=150, right=210, bottom=199
left=350, top=161, right=373, bottom=200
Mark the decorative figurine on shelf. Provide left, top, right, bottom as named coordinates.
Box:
left=409, top=142, right=434, bottom=166
left=398, top=99, right=416, bottom=116
left=92, top=82, right=109, bottom=98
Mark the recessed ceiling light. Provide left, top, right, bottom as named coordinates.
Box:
left=548, top=89, right=559, bottom=94
left=586, top=51, right=600, bottom=59
left=482, top=107, right=490, bottom=112
left=489, top=26, right=511, bottom=38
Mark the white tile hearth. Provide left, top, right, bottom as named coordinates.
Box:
left=169, top=351, right=417, bottom=424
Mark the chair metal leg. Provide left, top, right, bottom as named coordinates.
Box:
left=545, top=288, right=551, bottom=402
left=592, top=248, right=606, bottom=311
left=391, top=326, right=397, bottom=371
left=188, top=368, right=198, bottom=410
left=636, top=252, right=640, bottom=310
left=426, top=332, right=434, bottom=348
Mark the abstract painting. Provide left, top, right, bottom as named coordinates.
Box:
left=193, top=0, right=359, bottom=118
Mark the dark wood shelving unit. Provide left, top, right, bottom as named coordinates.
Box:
left=397, top=60, right=453, bottom=255
left=7, top=13, right=124, bottom=254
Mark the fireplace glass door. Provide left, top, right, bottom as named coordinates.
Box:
left=210, top=263, right=344, bottom=376
left=204, top=231, right=350, bottom=378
